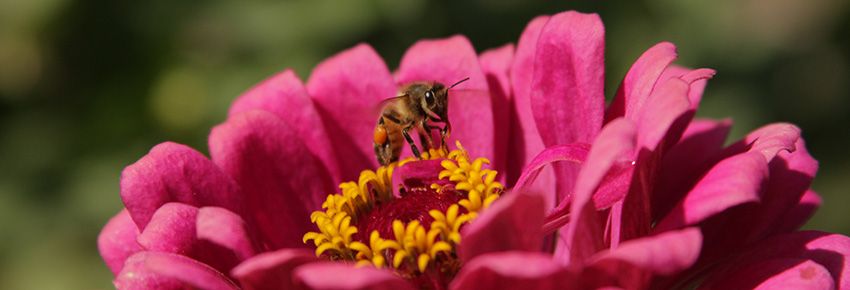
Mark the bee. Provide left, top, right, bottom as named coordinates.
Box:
left=373, top=77, right=469, bottom=165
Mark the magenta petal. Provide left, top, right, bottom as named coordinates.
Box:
left=120, top=142, right=242, bottom=229
left=701, top=258, right=834, bottom=290
left=480, top=44, right=515, bottom=178
left=306, top=44, right=396, bottom=180
left=137, top=202, right=200, bottom=255
left=459, top=190, right=545, bottom=262
left=530, top=11, right=605, bottom=147
left=736, top=123, right=801, bottom=161
left=294, top=263, right=414, bottom=290
left=451, top=252, right=574, bottom=290
left=509, top=15, right=552, bottom=186
left=229, top=69, right=341, bottom=184
left=98, top=209, right=141, bottom=275
left=653, top=118, right=732, bottom=220
left=605, top=42, right=678, bottom=123
left=654, top=151, right=769, bottom=232
left=231, top=248, right=318, bottom=290
left=395, top=35, right=494, bottom=161
left=209, top=110, right=334, bottom=250
left=771, top=189, right=821, bottom=235
left=115, top=251, right=238, bottom=290
left=513, top=143, right=589, bottom=210
left=634, top=78, right=691, bottom=151
left=590, top=227, right=701, bottom=275
left=197, top=206, right=257, bottom=262
left=562, top=118, right=637, bottom=265
left=701, top=231, right=850, bottom=289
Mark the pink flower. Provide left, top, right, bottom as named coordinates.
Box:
left=98, top=10, right=850, bottom=290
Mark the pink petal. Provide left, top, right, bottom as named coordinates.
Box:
left=654, top=151, right=769, bottom=232
left=136, top=202, right=198, bottom=255
left=395, top=35, right=494, bottom=161
left=209, top=110, right=334, bottom=250
left=451, top=252, right=574, bottom=290
left=229, top=69, right=341, bottom=184
left=197, top=206, right=257, bottom=262
left=115, top=251, right=238, bottom=290
left=729, top=123, right=801, bottom=161
left=589, top=227, right=702, bottom=275
left=98, top=209, right=141, bottom=275
left=653, top=118, right=732, bottom=221
left=700, top=258, right=834, bottom=290
left=771, top=189, right=821, bottom=235
left=120, top=142, right=242, bottom=229
left=562, top=118, right=637, bottom=265
left=479, top=44, right=515, bottom=179
left=294, top=263, right=414, bottom=290
left=306, top=44, right=396, bottom=180
left=459, top=190, right=545, bottom=262
left=604, top=42, right=678, bottom=123
left=509, top=15, right=552, bottom=188
left=513, top=143, right=589, bottom=211
left=613, top=78, right=692, bottom=244
left=530, top=11, right=605, bottom=148
left=699, top=231, right=850, bottom=289
left=231, top=248, right=318, bottom=290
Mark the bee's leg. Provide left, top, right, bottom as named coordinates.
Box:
left=401, top=126, right=422, bottom=159
left=418, top=131, right=432, bottom=152
left=439, top=123, right=451, bottom=150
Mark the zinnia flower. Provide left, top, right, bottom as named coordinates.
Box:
left=98, top=10, right=850, bottom=290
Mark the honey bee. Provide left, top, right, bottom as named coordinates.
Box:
left=373, top=77, right=469, bottom=165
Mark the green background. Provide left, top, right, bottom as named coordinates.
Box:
left=1, top=0, right=848, bottom=289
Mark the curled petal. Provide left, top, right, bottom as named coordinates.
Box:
left=115, top=251, right=238, bottom=290
left=120, top=142, right=242, bottom=229
left=589, top=227, right=702, bottom=276
left=294, top=263, right=414, bottom=290
left=231, top=248, right=318, bottom=290
left=451, top=252, right=574, bottom=290
left=480, top=44, right=515, bottom=178
left=605, top=42, right=678, bottom=123
left=197, top=206, right=257, bottom=262
left=98, top=209, right=141, bottom=275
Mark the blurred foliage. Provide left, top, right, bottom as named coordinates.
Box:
left=0, top=0, right=848, bottom=289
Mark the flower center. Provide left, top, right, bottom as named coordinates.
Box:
left=303, top=142, right=504, bottom=288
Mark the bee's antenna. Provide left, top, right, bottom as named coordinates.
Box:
left=449, top=77, right=470, bottom=90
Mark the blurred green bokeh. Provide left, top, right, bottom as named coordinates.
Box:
left=1, top=0, right=848, bottom=289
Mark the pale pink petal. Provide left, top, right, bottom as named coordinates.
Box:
left=120, top=142, right=242, bottom=229
left=509, top=15, right=552, bottom=188
left=451, top=252, right=574, bottom=290
left=197, top=206, right=257, bottom=262
left=98, top=209, right=141, bottom=275
left=700, top=258, right=834, bottom=290
left=605, top=42, right=678, bottom=123
left=231, top=248, right=318, bottom=290
left=653, top=118, right=732, bottom=221
left=589, top=227, right=702, bottom=275
left=562, top=118, right=637, bottom=265
left=306, top=44, right=396, bottom=180
left=459, top=191, right=545, bottom=262
left=479, top=44, right=514, bottom=178
left=229, top=69, right=341, bottom=184
left=294, top=263, right=414, bottom=290
left=656, top=65, right=715, bottom=109
left=209, top=110, right=334, bottom=250
left=771, top=189, right=821, bottom=235
left=530, top=11, right=605, bottom=147
left=395, top=35, right=494, bottom=161
left=115, top=251, right=238, bottom=290
left=654, top=151, right=769, bottom=232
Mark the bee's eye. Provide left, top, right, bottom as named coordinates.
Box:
left=424, top=91, right=435, bottom=105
